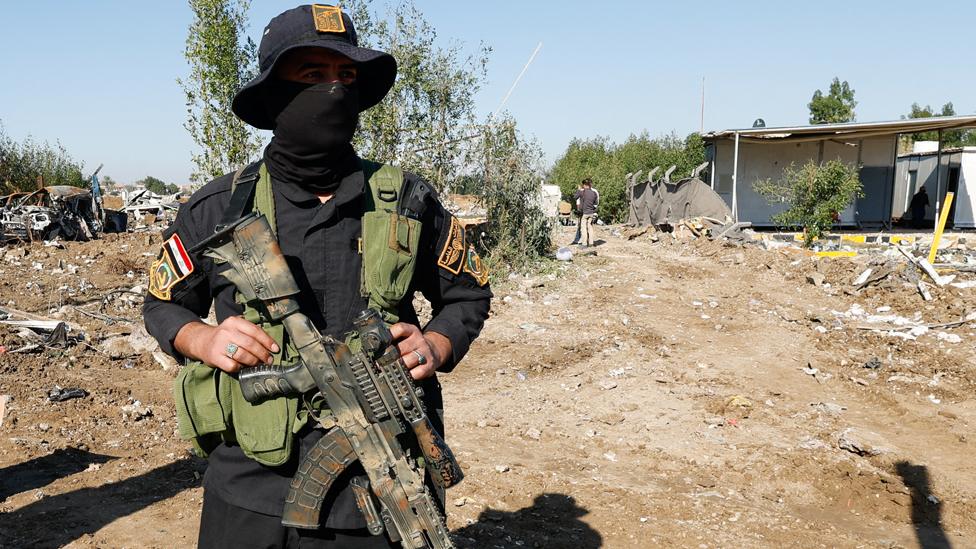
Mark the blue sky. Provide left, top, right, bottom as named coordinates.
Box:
left=1, top=1, right=974, bottom=184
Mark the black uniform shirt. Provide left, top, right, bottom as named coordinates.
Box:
left=143, top=163, right=491, bottom=528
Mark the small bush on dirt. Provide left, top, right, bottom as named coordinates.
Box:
left=470, top=117, right=552, bottom=275
left=754, top=159, right=863, bottom=247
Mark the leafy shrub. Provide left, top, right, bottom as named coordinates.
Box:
left=754, top=160, right=863, bottom=247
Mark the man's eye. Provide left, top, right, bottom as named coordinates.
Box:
left=339, top=69, right=357, bottom=80
left=302, top=71, right=324, bottom=81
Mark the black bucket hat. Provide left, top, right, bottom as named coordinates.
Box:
left=232, top=4, right=396, bottom=130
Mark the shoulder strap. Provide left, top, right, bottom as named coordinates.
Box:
left=216, top=161, right=262, bottom=231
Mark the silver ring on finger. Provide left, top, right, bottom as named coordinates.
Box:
left=225, top=342, right=239, bottom=359
left=412, top=349, right=427, bottom=365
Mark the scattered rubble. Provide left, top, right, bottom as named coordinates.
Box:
left=837, top=428, right=893, bottom=457
left=47, top=386, right=89, bottom=403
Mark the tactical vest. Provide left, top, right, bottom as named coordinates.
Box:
left=173, top=160, right=422, bottom=466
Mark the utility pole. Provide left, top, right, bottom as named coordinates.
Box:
left=700, top=76, right=706, bottom=134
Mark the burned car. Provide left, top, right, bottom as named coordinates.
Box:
left=1, top=186, right=101, bottom=242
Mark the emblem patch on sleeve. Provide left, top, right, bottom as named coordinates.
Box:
left=148, top=233, right=195, bottom=301
left=437, top=216, right=465, bottom=274
left=463, top=244, right=490, bottom=286
left=312, top=5, right=346, bottom=33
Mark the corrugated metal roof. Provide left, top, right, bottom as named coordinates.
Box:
left=703, top=115, right=976, bottom=144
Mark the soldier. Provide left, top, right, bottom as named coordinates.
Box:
left=142, top=5, right=491, bottom=548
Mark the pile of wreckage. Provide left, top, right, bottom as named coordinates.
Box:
left=0, top=186, right=103, bottom=243
left=623, top=162, right=751, bottom=242
left=0, top=184, right=181, bottom=245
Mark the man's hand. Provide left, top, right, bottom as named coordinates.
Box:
left=390, top=323, right=451, bottom=380
left=174, top=317, right=279, bottom=373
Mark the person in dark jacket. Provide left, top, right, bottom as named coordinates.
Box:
left=910, top=186, right=930, bottom=229
left=142, top=5, right=491, bottom=548
left=573, top=178, right=599, bottom=247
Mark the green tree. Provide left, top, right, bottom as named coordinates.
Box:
left=754, top=160, right=863, bottom=247
left=344, top=0, right=489, bottom=194
left=100, top=174, right=117, bottom=191
left=549, top=132, right=705, bottom=222
left=141, top=176, right=170, bottom=195
left=808, top=77, right=857, bottom=124
left=179, top=0, right=261, bottom=184
left=902, top=102, right=972, bottom=148
left=0, top=121, right=86, bottom=192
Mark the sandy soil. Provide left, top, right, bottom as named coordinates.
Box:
left=1, top=224, right=974, bottom=548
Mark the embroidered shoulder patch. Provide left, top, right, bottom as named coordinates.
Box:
left=149, top=233, right=195, bottom=301
left=312, top=5, right=346, bottom=33
left=437, top=216, right=465, bottom=275
left=463, top=244, right=489, bottom=286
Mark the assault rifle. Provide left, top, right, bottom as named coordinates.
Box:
left=194, top=212, right=462, bottom=549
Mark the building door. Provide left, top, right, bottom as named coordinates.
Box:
left=946, top=166, right=960, bottom=229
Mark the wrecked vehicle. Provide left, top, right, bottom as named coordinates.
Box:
left=1, top=186, right=101, bottom=242
left=123, top=189, right=180, bottom=216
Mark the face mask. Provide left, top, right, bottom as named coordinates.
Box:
left=267, top=81, right=360, bottom=152
left=262, top=81, right=361, bottom=193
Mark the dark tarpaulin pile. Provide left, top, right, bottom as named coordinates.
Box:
left=627, top=165, right=731, bottom=226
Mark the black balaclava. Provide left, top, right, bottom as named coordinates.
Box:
left=263, top=81, right=361, bottom=194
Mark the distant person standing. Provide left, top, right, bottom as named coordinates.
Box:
left=570, top=180, right=599, bottom=245
left=574, top=178, right=599, bottom=247
left=910, top=187, right=930, bottom=229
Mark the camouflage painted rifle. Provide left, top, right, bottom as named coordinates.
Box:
left=195, top=212, right=462, bottom=549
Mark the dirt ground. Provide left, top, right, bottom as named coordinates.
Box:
left=1, top=223, right=974, bottom=548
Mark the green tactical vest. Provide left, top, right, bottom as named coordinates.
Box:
left=173, top=160, right=422, bottom=466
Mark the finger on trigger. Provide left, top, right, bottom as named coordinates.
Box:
left=389, top=322, right=408, bottom=339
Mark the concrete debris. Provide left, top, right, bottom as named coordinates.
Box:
left=806, top=273, right=826, bottom=287
left=121, top=399, right=153, bottom=421
left=852, top=268, right=873, bottom=286
left=0, top=394, right=10, bottom=428
left=936, top=332, right=961, bottom=344
left=100, top=336, right=135, bottom=359
left=798, top=437, right=830, bottom=450
left=453, top=496, right=475, bottom=507
left=837, top=428, right=892, bottom=457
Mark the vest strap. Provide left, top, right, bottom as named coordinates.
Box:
left=217, top=161, right=262, bottom=231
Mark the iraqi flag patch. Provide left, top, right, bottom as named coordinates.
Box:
left=148, top=233, right=194, bottom=301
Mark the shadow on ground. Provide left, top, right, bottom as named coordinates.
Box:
left=895, top=460, right=952, bottom=549
left=0, top=457, right=204, bottom=548
left=0, top=447, right=116, bottom=502
left=452, top=493, right=602, bottom=548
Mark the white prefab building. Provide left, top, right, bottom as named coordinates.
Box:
left=895, top=147, right=976, bottom=228
left=702, top=116, right=976, bottom=228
